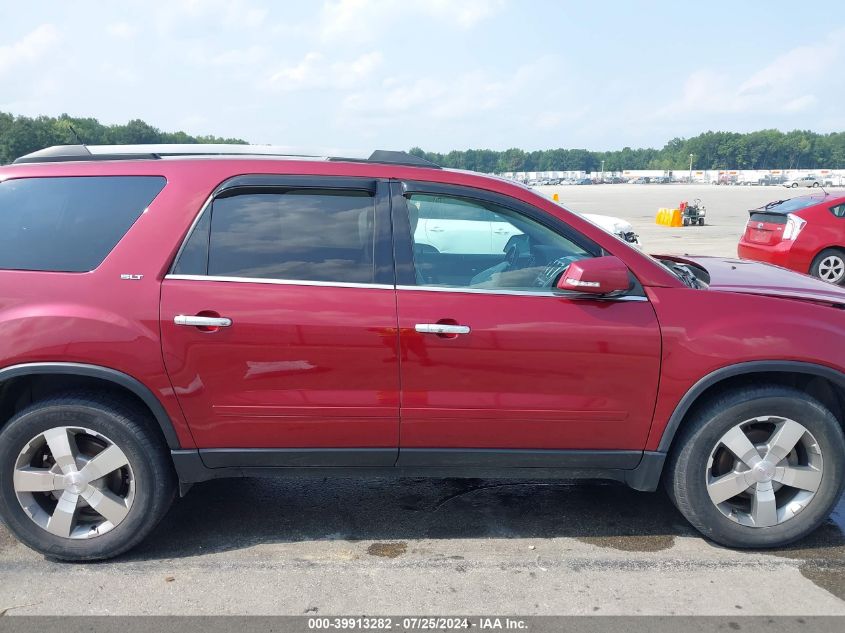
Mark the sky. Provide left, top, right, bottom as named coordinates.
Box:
left=0, top=0, right=843, bottom=154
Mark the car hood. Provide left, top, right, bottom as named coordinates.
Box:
left=670, top=255, right=845, bottom=305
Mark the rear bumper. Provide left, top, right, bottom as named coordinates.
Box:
left=737, top=240, right=807, bottom=272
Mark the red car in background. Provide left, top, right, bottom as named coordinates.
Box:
left=738, top=193, right=845, bottom=285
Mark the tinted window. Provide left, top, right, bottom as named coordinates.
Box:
left=757, top=197, right=824, bottom=213
left=0, top=176, right=165, bottom=272
left=407, top=193, right=592, bottom=290
left=206, top=190, right=375, bottom=283
left=831, top=203, right=845, bottom=218
left=172, top=209, right=211, bottom=275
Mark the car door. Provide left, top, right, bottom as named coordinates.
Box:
left=160, top=176, right=400, bottom=467
left=391, top=181, right=662, bottom=468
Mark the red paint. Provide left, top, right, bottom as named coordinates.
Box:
left=160, top=279, right=400, bottom=448
left=396, top=290, right=661, bottom=449
left=2, top=158, right=845, bottom=458
left=558, top=255, right=631, bottom=294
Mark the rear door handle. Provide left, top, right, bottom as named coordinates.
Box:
left=415, top=323, right=471, bottom=335
left=174, top=315, right=232, bottom=328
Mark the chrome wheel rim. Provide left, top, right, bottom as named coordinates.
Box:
left=13, top=426, right=135, bottom=539
left=818, top=256, right=845, bottom=283
left=706, top=417, right=822, bottom=528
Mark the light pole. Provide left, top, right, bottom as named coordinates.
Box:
left=601, top=160, right=605, bottom=183
left=689, top=153, right=694, bottom=184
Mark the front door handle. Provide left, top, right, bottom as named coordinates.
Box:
left=415, top=323, right=471, bottom=335
left=174, top=315, right=232, bottom=328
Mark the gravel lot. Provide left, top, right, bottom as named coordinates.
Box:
left=0, top=184, right=843, bottom=616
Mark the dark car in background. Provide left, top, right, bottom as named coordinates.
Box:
left=738, top=193, right=845, bottom=285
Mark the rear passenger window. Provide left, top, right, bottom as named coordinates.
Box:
left=830, top=204, right=845, bottom=218
left=174, top=189, right=376, bottom=284
left=0, top=176, right=165, bottom=272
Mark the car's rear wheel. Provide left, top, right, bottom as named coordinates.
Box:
left=810, top=249, right=845, bottom=285
left=0, top=393, right=176, bottom=561
left=791, top=183, right=798, bottom=188
left=665, top=386, right=845, bottom=548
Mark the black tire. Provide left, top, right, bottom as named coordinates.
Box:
left=0, top=393, right=176, bottom=561
left=664, top=385, right=845, bottom=548
left=813, top=182, right=820, bottom=187
left=810, top=248, right=845, bottom=285
left=792, top=183, right=798, bottom=188
left=683, top=217, right=690, bottom=226
left=698, top=218, right=705, bottom=226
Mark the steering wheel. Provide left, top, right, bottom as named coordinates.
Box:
left=535, top=256, right=579, bottom=288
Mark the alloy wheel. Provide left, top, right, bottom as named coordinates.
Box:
left=13, top=426, right=135, bottom=539
left=818, top=255, right=845, bottom=284
left=706, top=416, right=823, bottom=528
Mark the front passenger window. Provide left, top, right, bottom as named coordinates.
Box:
left=407, top=193, right=592, bottom=291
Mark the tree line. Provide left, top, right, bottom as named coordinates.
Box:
left=0, top=112, right=246, bottom=165
left=410, top=129, right=845, bottom=173
left=2, top=112, right=843, bottom=172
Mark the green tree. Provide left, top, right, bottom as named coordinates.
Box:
left=0, top=111, right=247, bottom=164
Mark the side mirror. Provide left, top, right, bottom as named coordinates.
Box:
left=557, top=256, right=631, bottom=295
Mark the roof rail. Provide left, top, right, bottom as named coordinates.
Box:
left=12, top=145, right=441, bottom=168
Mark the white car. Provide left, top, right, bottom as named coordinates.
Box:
left=579, top=212, right=642, bottom=248
left=414, top=207, right=641, bottom=254
left=783, top=176, right=821, bottom=188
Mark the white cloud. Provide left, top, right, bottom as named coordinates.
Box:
left=423, top=0, right=506, bottom=28
left=318, top=0, right=504, bottom=43
left=0, top=24, right=60, bottom=75
left=106, top=22, right=137, bottom=39
left=264, top=51, right=383, bottom=91
left=154, top=0, right=268, bottom=33
left=661, top=29, right=844, bottom=119
left=338, top=55, right=578, bottom=134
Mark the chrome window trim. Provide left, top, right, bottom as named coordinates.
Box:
left=164, top=274, right=647, bottom=299
left=400, top=285, right=647, bottom=301
left=165, top=274, right=394, bottom=290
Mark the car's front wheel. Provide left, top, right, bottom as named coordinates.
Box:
left=0, top=393, right=176, bottom=560
left=665, top=385, right=845, bottom=548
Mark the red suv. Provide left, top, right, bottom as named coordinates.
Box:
left=1, top=144, right=844, bottom=561
left=738, top=193, right=845, bottom=285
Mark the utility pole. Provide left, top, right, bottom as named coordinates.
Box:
left=689, top=153, right=694, bottom=184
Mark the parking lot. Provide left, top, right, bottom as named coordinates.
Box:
left=542, top=183, right=839, bottom=258
left=0, top=184, right=843, bottom=616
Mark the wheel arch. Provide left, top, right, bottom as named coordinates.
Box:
left=0, top=362, right=180, bottom=449
left=657, top=360, right=845, bottom=454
